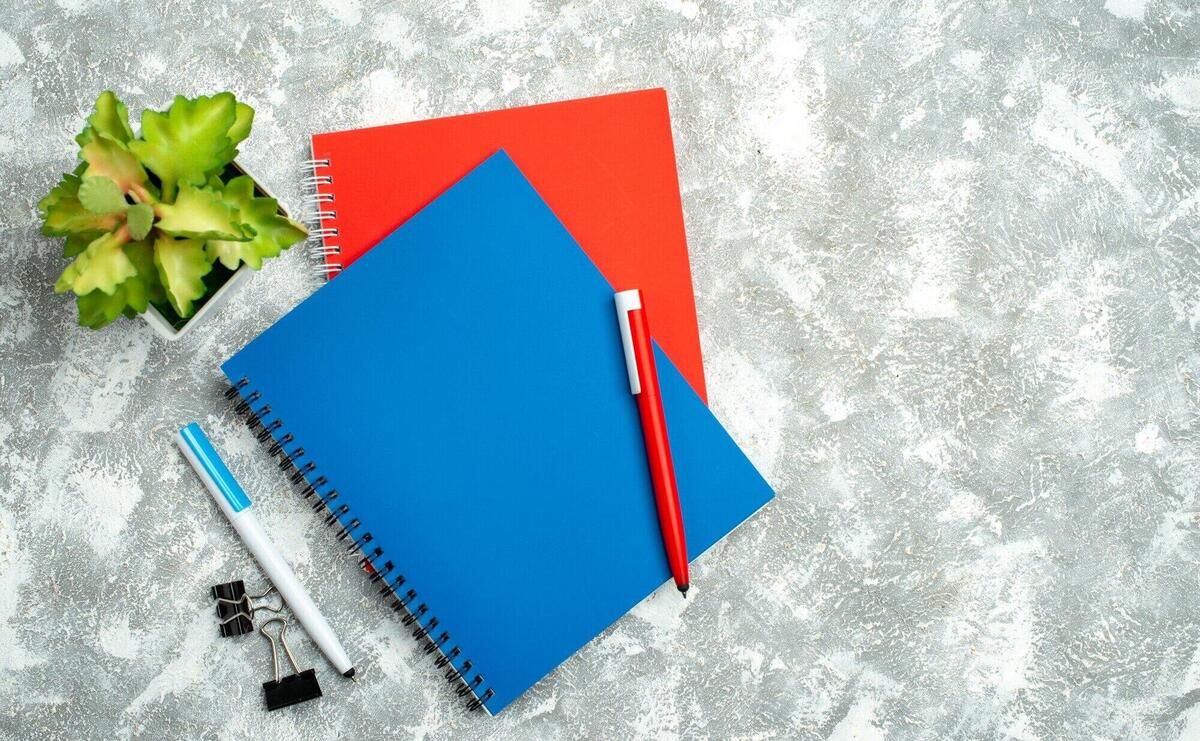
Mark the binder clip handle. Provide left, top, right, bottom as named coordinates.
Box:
left=259, top=617, right=322, bottom=711
left=210, top=580, right=282, bottom=637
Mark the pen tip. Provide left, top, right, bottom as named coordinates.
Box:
left=678, top=584, right=689, bottom=598
left=343, top=668, right=357, bottom=680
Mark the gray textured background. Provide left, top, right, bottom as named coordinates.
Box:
left=2, top=0, right=1199, bottom=739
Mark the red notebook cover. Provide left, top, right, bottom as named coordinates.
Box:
left=308, top=89, right=707, bottom=402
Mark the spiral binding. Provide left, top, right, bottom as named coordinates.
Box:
left=227, top=377, right=495, bottom=713
left=301, top=158, right=343, bottom=279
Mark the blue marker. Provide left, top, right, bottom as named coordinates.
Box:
left=177, top=422, right=356, bottom=678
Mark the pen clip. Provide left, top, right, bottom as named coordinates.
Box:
left=614, top=289, right=643, bottom=395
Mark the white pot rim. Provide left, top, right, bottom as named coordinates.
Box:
left=141, top=263, right=255, bottom=341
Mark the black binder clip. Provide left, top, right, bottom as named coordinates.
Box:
left=210, top=580, right=282, bottom=637
left=259, top=616, right=323, bottom=711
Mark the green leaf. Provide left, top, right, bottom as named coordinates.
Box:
left=127, top=239, right=166, bottom=306
left=228, top=102, right=254, bottom=147
left=54, top=231, right=136, bottom=296
left=205, top=175, right=307, bottom=269
left=78, top=176, right=127, bottom=214
left=154, top=234, right=212, bottom=317
left=76, top=288, right=130, bottom=329
left=117, top=240, right=161, bottom=312
left=38, top=173, right=80, bottom=218
left=64, top=232, right=98, bottom=257
left=80, top=135, right=147, bottom=192
left=39, top=173, right=122, bottom=236
left=125, top=203, right=154, bottom=240
left=129, top=93, right=239, bottom=201
left=75, top=90, right=135, bottom=148
left=156, top=184, right=252, bottom=240
left=74, top=241, right=162, bottom=328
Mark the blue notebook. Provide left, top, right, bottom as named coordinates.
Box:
left=222, top=151, right=774, bottom=714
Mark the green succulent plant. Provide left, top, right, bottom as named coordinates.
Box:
left=39, top=91, right=308, bottom=329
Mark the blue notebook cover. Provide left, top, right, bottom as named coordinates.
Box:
left=222, top=151, right=774, bottom=714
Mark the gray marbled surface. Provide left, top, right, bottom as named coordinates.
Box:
left=2, top=0, right=1200, bottom=739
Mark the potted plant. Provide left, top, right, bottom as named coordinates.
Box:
left=38, top=91, right=307, bottom=338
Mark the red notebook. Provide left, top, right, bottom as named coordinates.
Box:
left=308, top=89, right=707, bottom=402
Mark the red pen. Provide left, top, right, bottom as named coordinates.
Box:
left=615, top=289, right=690, bottom=597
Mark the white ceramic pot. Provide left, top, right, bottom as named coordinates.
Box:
left=141, top=263, right=255, bottom=341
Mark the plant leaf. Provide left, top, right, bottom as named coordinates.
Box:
left=75, top=288, right=130, bottom=329
left=127, top=239, right=167, bottom=306
left=156, top=184, right=252, bottom=240
left=129, top=93, right=239, bottom=201
left=153, top=234, right=212, bottom=317
left=117, top=240, right=161, bottom=313
left=80, top=135, right=147, bottom=192
left=54, top=231, right=136, bottom=296
left=78, top=176, right=127, bottom=214
left=64, top=232, right=99, bottom=257
left=205, top=176, right=307, bottom=269
left=125, top=203, right=154, bottom=240
left=74, top=240, right=162, bottom=328
left=75, top=90, right=135, bottom=148
left=228, top=102, right=254, bottom=147
left=39, top=173, right=122, bottom=236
